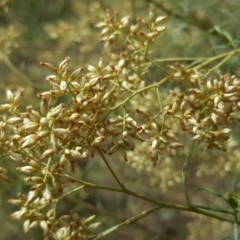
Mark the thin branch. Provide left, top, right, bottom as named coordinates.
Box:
left=193, top=48, right=240, bottom=71
left=57, top=173, right=234, bottom=224
left=204, top=50, right=236, bottom=77
left=234, top=223, right=239, bottom=240
left=193, top=205, right=233, bottom=215
left=182, top=141, right=195, bottom=206
left=97, top=147, right=125, bottom=189
left=56, top=185, right=84, bottom=201
left=101, top=75, right=170, bottom=121
left=67, top=195, right=158, bottom=236
left=90, top=206, right=161, bottom=239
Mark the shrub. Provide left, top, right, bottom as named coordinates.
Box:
left=1, top=1, right=240, bottom=239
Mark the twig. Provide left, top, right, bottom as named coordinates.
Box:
left=57, top=173, right=234, bottom=224
left=182, top=141, right=195, bottom=206
left=97, top=148, right=125, bottom=189
left=90, top=206, right=160, bottom=239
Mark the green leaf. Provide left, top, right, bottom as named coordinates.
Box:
left=198, top=187, right=226, bottom=200
left=213, top=25, right=236, bottom=48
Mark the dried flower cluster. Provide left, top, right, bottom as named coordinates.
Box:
left=0, top=11, right=169, bottom=238
left=1, top=8, right=240, bottom=240
left=164, top=65, right=240, bottom=151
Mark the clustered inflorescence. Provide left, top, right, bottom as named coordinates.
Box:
left=0, top=9, right=239, bottom=239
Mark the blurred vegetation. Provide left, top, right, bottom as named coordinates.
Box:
left=1, top=0, right=240, bottom=240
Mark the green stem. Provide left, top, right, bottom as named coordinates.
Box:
left=97, top=148, right=125, bottom=189
left=100, top=76, right=170, bottom=121
left=43, top=157, right=52, bottom=182
left=203, top=50, right=236, bottom=77
left=193, top=48, right=240, bottom=71
left=182, top=141, right=195, bottom=206
left=123, top=188, right=233, bottom=223
left=56, top=185, right=84, bottom=201
left=57, top=173, right=234, bottom=224
left=156, top=87, right=165, bottom=135
left=90, top=206, right=160, bottom=239
left=193, top=205, right=233, bottom=215
left=234, top=223, right=239, bottom=240
left=154, top=57, right=207, bottom=62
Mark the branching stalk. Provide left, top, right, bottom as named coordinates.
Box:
left=90, top=206, right=160, bottom=239
left=97, top=147, right=125, bottom=189
left=182, top=141, right=195, bottom=206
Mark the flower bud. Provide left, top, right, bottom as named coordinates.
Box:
left=40, top=62, right=57, bottom=73
left=7, top=117, right=22, bottom=125
left=59, top=57, right=70, bottom=71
